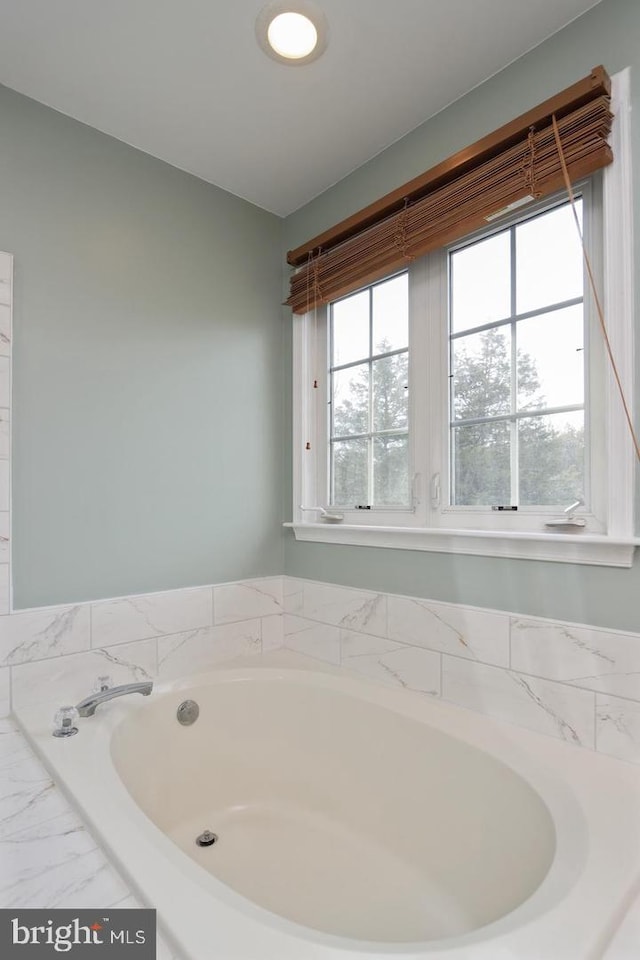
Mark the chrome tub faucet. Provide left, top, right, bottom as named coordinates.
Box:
left=76, top=676, right=153, bottom=717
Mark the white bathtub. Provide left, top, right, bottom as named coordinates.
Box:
left=15, top=652, right=640, bottom=960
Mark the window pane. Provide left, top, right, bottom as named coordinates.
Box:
left=332, top=364, right=369, bottom=437
left=516, top=200, right=583, bottom=315
left=519, top=411, right=584, bottom=506
left=517, top=305, right=584, bottom=411
left=332, top=290, right=369, bottom=366
left=451, top=231, right=511, bottom=333
left=373, top=353, right=408, bottom=431
left=373, top=435, right=409, bottom=506
left=332, top=439, right=368, bottom=506
left=372, top=273, right=408, bottom=353
left=452, top=421, right=510, bottom=505
left=452, top=327, right=511, bottom=421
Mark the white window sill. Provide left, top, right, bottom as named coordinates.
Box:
left=284, top=522, right=639, bottom=567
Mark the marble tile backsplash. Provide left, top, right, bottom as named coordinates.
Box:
left=0, top=572, right=639, bottom=762
left=0, top=577, right=284, bottom=715
left=283, top=576, right=640, bottom=763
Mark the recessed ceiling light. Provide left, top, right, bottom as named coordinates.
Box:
left=267, top=12, right=317, bottom=60
left=256, top=1, right=328, bottom=66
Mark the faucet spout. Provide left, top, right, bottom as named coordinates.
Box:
left=76, top=681, right=153, bottom=717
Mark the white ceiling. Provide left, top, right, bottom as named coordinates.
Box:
left=0, top=0, right=603, bottom=216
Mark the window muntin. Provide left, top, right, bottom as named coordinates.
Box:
left=448, top=196, right=586, bottom=509
left=329, top=272, right=410, bottom=508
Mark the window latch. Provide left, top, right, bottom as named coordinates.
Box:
left=430, top=473, right=440, bottom=509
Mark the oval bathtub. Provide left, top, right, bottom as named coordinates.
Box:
left=111, top=673, right=556, bottom=944
left=15, top=654, right=640, bottom=960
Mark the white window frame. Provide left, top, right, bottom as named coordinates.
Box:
left=287, top=68, right=636, bottom=567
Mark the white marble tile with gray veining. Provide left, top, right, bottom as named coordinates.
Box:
left=511, top=618, right=640, bottom=700
left=388, top=595, right=509, bottom=666
left=0, top=356, right=10, bottom=408
left=0, top=667, right=9, bottom=717
left=285, top=581, right=387, bottom=637
left=0, top=511, right=9, bottom=564
left=0, top=719, right=30, bottom=767
left=11, top=639, right=157, bottom=710
left=0, top=604, right=90, bottom=667
left=283, top=615, right=341, bottom=665
left=0, top=409, right=9, bottom=458
left=341, top=629, right=441, bottom=695
left=0, top=810, right=129, bottom=908
left=214, top=578, right=282, bottom=624
left=442, top=657, right=596, bottom=747
left=0, top=458, right=9, bottom=513
left=283, top=577, right=304, bottom=614
left=0, top=749, right=72, bottom=841
left=0, top=565, right=8, bottom=617
left=261, top=615, right=284, bottom=653
left=91, top=587, right=213, bottom=648
left=157, top=620, right=261, bottom=680
left=596, top=695, right=640, bottom=764
left=0, top=305, right=10, bottom=357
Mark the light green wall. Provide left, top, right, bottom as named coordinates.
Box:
left=0, top=84, right=285, bottom=608
left=283, top=0, right=640, bottom=632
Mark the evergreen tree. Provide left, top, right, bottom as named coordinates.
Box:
left=332, top=328, right=583, bottom=508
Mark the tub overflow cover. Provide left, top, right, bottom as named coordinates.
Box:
left=177, top=699, right=199, bottom=725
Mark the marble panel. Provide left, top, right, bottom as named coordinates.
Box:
left=0, top=356, right=10, bottom=408
left=442, top=657, right=595, bottom=747
left=283, top=577, right=304, bottom=614
left=388, top=595, right=509, bottom=666
left=0, top=751, right=71, bottom=841
left=0, top=718, right=30, bottom=767
left=0, top=511, right=9, bottom=563
left=0, top=409, right=9, bottom=458
left=341, top=630, right=441, bottom=695
left=261, top=615, right=284, bottom=653
left=511, top=618, right=640, bottom=700
left=283, top=615, right=341, bottom=664
left=284, top=580, right=387, bottom=637
left=91, top=587, right=213, bottom=648
left=596, top=695, right=640, bottom=764
left=0, top=667, right=8, bottom=717
left=157, top=621, right=261, bottom=680
left=0, top=564, right=8, bottom=615
left=0, top=458, right=9, bottom=512
left=214, top=578, right=282, bottom=624
left=0, top=603, right=90, bottom=667
left=0, top=810, right=129, bottom=909
left=0, top=305, right=10, bottom=357
left=11, top=639, right=157, bottom=710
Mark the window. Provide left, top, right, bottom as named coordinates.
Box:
left=330, top=274, right=409, bottom=509
left=290, top=69, right=634, bottom=565
left=449, top=195, right=588, bottom=511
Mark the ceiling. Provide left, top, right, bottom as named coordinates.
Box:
left=0, top=0, right=603, bottom=216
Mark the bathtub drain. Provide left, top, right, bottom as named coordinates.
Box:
left=196, top=830, right=218, bottom=847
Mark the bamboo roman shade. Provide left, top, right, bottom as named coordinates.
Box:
left=287, top=66, right=613, bottom=314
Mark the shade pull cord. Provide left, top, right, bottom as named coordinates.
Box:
left=551, top=113, right=640, bottom=463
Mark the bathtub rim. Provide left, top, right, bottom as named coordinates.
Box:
left=13, top=652, right=640, bottom=960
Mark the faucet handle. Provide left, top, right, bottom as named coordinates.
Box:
left=53, top=705, right=79, bottom=738
left=93, top=675, right=114, bottom=693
